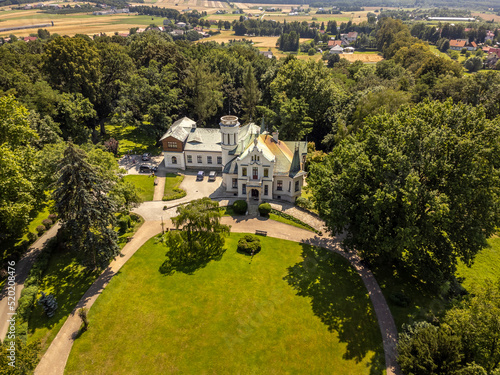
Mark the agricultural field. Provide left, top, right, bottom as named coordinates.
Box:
left=0, top=9, right=164, bottom=37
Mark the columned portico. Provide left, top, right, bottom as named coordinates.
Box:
left=246, top=186, right=262, bottom=204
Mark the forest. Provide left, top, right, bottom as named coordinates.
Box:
left=0, top=14, right=499, bottom=374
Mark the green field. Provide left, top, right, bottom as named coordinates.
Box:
left=66, top=234, right=384, bottom=374
left=105, top=124, right=160, bottom=156
left=123, top=175, right=155, bottom=202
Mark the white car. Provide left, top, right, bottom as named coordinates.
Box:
left=208, top=171, right=217, bottom=181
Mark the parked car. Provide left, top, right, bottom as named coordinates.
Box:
left=139, top=164, right=158, bottom=173
left=142, top=152, right=151, bottom=161
left=139, top=165, right=151, bottom=173
left=196, top=171, right=205, bottom=181
left=208, top=171, right=217, bottom=181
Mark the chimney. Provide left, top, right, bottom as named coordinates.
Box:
left=272, top=131, right=279, bottom=143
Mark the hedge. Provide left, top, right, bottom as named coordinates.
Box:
left=237, top=234, right=261, bottom=255
left=258, top=202, right=272, bottom=216
left=162, top=187, right=187, bottom=201
left=270, top=209, right=320, bottom=234
left=233, top=200, right=248, bottom=215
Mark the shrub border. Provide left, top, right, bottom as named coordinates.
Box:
left=270, top=209, right=320, bottom=234
left=162, top=174, right=187, bottom=201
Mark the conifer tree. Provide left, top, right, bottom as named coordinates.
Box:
left=53, top=142, right=119, bottom=269
left=241, top=65, right=261, bottom=122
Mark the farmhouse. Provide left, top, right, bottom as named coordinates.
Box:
left=160, top=116, right=307, bottom=202
left=449, top=39, right=477, bottom=51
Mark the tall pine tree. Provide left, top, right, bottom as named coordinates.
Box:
left=241, top=65, right=261, bottom=122
left=53, top=143, right=119, bottom=269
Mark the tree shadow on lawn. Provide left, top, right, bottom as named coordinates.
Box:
left=158, top=234, right=226, bottom=276
left=284, top=244, right=385, bottom=373
left=28, top=250, right=100, bottom=335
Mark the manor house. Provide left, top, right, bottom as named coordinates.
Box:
left=159, top=116, right=307, bottom=202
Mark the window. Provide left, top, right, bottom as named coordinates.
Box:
left=167, top=141, right=177, bottom=149
left=264, top=168, right=269, bottom=178
left=288, top=182, right=291, bottom=192
left=295, top=180, right=299, bottom=192
left=172, top=156, right=177, bottom=164
left=207, top=156, right=212, bottom=164
left=277, top=180, right=283, bottom=191
left=232, top=178, right=238, bottom=189
left=197, top=155, right=202, bottom=163
left=264, top=185, right=268, bottom=196
left=187, top=155, right=192, bottom=163
left=242, top=184, right=246, bottom=194
left=242, top=167, right=247, bottom=177
left=252, top=167, right=258, bottom=180
left=217, top=156, right=222, bottom=164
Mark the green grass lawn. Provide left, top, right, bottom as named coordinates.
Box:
left=66, top=234, right=384, bottom=374
left=163, top=173, right=185, bottom=200
left=457, top=235, right=500, bottom=291
left=373, top=235, right=500, bottom=330
left=27, top=250, right=101, bottom=354
left=123, top=175, right=155, bottom=202
left=268, top=213, right=316, bottom=232
left=105, top=124, right=160, bottom=156
left=27, top=214, right=145, bottom=354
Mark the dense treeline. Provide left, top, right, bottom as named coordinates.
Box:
left=0, top=13, right=499, bottom=374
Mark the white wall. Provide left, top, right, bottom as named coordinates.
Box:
left=184, top=151, right=223, bottom=170
left=163, top=151, right=185, bottom=170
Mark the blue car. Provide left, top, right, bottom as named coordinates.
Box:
left=196, top=171, right=205, bottom=181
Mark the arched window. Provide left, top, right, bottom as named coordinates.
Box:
left=172, top=156, right=177, bottom=164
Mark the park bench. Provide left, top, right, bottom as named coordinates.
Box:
left=255, top=230, right=267, bottom=236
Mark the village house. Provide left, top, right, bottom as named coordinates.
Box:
left=450, top=39, right=477, bottom=51
left=160, top=116, right=307, bottom=203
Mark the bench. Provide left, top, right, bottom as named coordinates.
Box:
left=255, top=230, right=267, bottom=236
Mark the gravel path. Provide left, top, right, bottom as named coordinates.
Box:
left=0, top=223, right=60, bottom=341
left=35, top=214, right=400, bottom=375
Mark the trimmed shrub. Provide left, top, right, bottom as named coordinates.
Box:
left=162, top=188, right=187, bottom=201
left=17, top=285, right=38, bottom=321
left=258, top=202, right=272, bottom=216
left=295, top=196, right=313, bottom=210
left=27, top=232, right=38, bottom=243
left=118, top=215, right=132, bottom=233
left=42, top=218, right=53, bottom=230
left=48, top=213, right=58, bottom=221
left=269, top=209, right=319, bottom=234
left=237, top=234, right=261, bottom=255
left=233, top=200, right=248, bottom=215
left=36, top=225, right=46, bottom=235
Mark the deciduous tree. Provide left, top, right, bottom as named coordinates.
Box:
left=307, top=99, right=500, bottom=285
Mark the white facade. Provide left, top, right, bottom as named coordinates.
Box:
left=160, top=116, right=307, bottom=203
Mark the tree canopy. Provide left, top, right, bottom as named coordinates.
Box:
left=307, top=99, right=500, bottom=285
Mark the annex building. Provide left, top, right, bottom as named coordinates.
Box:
left=159, top=116, right=307, bottom=202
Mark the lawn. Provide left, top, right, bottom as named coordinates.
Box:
left=27, top=214, right=145, bottom=354
left=372, top=234, right=500, bottom=330
left=457, top=235, right=500, bottom=291
left=27, top=250, right=101, bottom=354
left=105, top=124, right=160, bottom=157
left=66, top=234, right=384, bottom=374
left=163, top=173, right=186, bottom=200
left=123, top=175, right=155, bottom=202
left=268, top=212, right=316, bottom=232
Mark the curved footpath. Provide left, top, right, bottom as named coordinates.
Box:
left=35, top=217, right=400, bottom=375
left=0, top=223, right=61, bottom=340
